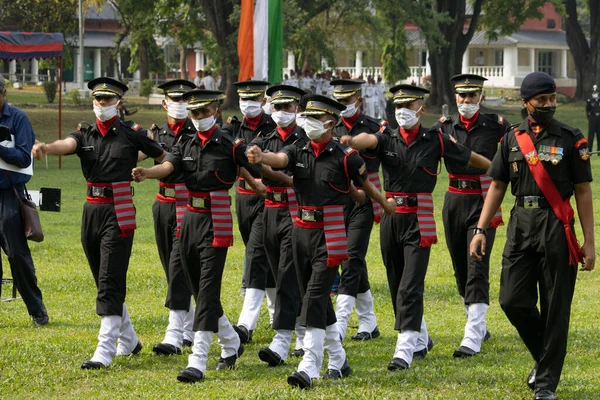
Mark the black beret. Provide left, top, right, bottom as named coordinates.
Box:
left=88, top=77, right=128, bottom=97
left=158, top=79, right=196, bottom=98
left=521, top=72, right=556, bottom=101
left=300, top=94, right=346, bottom=117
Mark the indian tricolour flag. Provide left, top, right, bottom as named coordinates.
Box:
left=238, top=0, right=283, bottom=83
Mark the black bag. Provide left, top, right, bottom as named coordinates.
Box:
left=13, top=185, right=44, bottom=242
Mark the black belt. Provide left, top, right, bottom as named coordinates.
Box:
left=87, top=185, right=133, bottom=198
left=159, top=187, right=176, bottom=198
left=449, top=178, right=481, bottom=190
left=392, top=195, right=418, bottom=207
left=188, top=196, right=212, bottom=209
left=516, top=196, right=550, bottom=209
left=266, top=191, right=288, bottom=202
left=297, top=209, right=324, bottom=222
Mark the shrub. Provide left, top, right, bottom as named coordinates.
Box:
left=43, top=81, right=58, bottom=103
left=140, top=79, right=154, bottom=98
left=68, top=88, right=82, bottom=106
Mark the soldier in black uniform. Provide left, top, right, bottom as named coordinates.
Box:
left=251, top=85, right=308, bottom=367
left=341, top=85, right=491, bottom=371
left=470, top=72, right=595, bottom=400
left=222, top=80, right=277, bottom=343
left=132, top=89, right=284, bottom=383
left=33, top=77, right=167, bottom=369
left=145, top=80, right=196, bottom=356
left=586, top=84, right=600, bottom=152
left=330, top=79, right=382, bottom=342
left=247, top=95, right=395, bottom=389
left=433, top=74, right=511, bottom=357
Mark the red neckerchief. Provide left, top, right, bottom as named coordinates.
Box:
left=528, top=117, right=547, bottom=136
left=197, top=125, right=218, bottom=147
left=277, top=124, right=295, bottom=142
left=399, top=125, right=421, bottom=146
left=168, top=120, right=187, bottom=136
left=244, top=114, right=263, bottom=131
left=310, top=137, right=331, bottom=157
left=459, top=111, right=480, bottom=132
left=96, top=116, right=118, bottom=137
left=342, top=110, right=361, bottom=130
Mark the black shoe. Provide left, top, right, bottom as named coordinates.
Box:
left=322, top=358, right=352, bottom=379
left=215, top=343, right=244, bottom=370
left=81, top=360, right=105, bottom=370
left=233, top=325, right=253, bottom=344
left=32, top=313, right=49, bottom=326
left=453, top=345, right=477, bottom=358
left=351, top=326, right=380, bottom=341
left=177, top=367, right=204, bottom=383
left=387, top=358, right=409, bottom=371
left=153, top=342, right=181, bottom=356
left=533, top=389, right=556, bottom=400
left=258, top=347, right=284, bottom=366
left=132, top=342, right=143, bottom=355
left=484, top=330, right=491, bottom=341
left=528, top=364, right=538, bottom=390
left=182, top=339, right=193, bottom=348
left=287, top=371, right=313, bottom=389
left=413, top=337, right=434, bottom=360
left=290, top=348, right=305, bottom=357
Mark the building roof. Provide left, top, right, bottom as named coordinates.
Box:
left=406, top=28, right=568, bottom=47
left=67, top=31, right=128, bottom=48
left=85, top=4, right=120, bottom=21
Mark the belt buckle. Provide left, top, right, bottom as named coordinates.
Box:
left=273, top=192, right=283, bottom=202
left=394, top=196, right=406, bottom=206
left=192, top=197, right=207, bottom=208
left=523, top=196, right=538, bottom=208
left=459, top=180, right=470, bottom=189
left=92, top=186, right=104, bottom=198
left=164, top=188, right=175, bottom=197
left=302, top=209, right=315, bottom=222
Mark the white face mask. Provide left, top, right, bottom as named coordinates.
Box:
left=271, top=111, right=296, bottom=128
left=457, top=95, right=481, bottom=118
left=192, top=115, right=216, bottom=132
left=593, top=93, right=599, bottom=99
left=93, top=103, right=118, bottom=122
left=340, top=102, right=359, bottom=118
left=395, top=106, right=422, bottom=129
left=239, top=100, right=263, bottom=118
left=296, top=114, right=307, bottom=130
left=262, top=100, right=273, bottom=115
left=304, top=117, right=332, bottom=140
left=166, top=101, right=189, bottom=120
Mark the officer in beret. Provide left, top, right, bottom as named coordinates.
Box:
left=223, top=80, right=277, bottom=344
left=247, top=95, right=395, bottom=389
left=433, top=74, right=511, bottom=358
left=143, top=79, right=197, bottom=356
left=341, top=85, right=491, bottom=372
left=33, top=77, right=167, bottom=369
left=586, top=84, right=600, bottom=153
left=330, top=79, right=382, bottom=342
left=470, top=71, right=595, bottom=400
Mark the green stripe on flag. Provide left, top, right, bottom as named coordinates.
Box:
left=268, top=0, right=283, bottom=84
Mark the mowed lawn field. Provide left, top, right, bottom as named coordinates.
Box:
left=1, top=102, right=600, bottom=399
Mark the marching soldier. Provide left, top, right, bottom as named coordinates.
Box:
left=146, top=79, right=196, bottom=356
left=131, top=89, right=285, bottom=383
left=222, top=80, right=277, bottom=343
left=247, top=94, right=396, bottom=389
left=433, top=74, right=510, bottom=357
left=32, top=78, right=167, bottom=368
left=340, top=85, right=491, bottom=371
left=251, top=85, right=308, bottom=366
left=330, top=79, right=381, bottom=342
left=470, top=72, right=595, bottom=400
left=586, top=84, right=600, bottom=152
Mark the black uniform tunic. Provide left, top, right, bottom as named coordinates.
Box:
left=223, top=114, right=277, bottom=291
left=375, top=126, right=471, bottom=332
left=434, top=113, right=509, bottom=305
left=280, top=139, right=368, bottom=329
left=164, top=127, right=261, bottom=332
left=68, top=118, right=164, bottom=316
left=586, top=96, right=600, bottom=151
left=488, top=118, right=592, bottom=393
left=150, top=119, right=195, bottom=311
left=331, top=112, right=381, bottom=298
left=251, top=126, right=308, bottom=330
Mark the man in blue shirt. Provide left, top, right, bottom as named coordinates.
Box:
left=0, top=74, right=48, bottom=325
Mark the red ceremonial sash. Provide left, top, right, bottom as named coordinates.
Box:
left=86, top=182, right=136, bottom=237
left=368, top=171, right=383, bottom=224
left=386, top=192, right=437, bottom=248
left=265, top=186, right=298, bottom=223
left=513, top=128, right=582, bottom=265
left=448, top=173, right=503, bottom=228
left=187, top=190, right=234, bottom=247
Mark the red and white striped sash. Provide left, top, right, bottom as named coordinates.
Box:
left=323, top=205, right=348, bottom=267
left=112, top=181, right=136, bottom=237
left=368, top=171, right=383, bottom=224
left=479, top=175, right=504, bottom=228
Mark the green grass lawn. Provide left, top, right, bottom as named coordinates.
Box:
left=1, top=105, right=599, bottom=399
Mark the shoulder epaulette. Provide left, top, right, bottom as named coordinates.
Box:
left=344, top=146, right=354, bottom=154
left=77, top=121, right=92, bottom=133
left=226, top=115, right=240, bottom=125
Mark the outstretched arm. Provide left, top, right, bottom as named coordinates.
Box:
left=131, top=162, right=175, bottom=182
left=247, top=145, right=289, bottom=169
left=33, top=138, right=77, bottom=159
left=340, top=133, right=378, bottom=150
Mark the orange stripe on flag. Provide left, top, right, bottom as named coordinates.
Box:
left=238, top=0, right=255, bottom=81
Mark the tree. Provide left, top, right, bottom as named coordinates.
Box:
left=374, top=0, right=411, bottom=84
left=564, top=0, right=599, bottom=99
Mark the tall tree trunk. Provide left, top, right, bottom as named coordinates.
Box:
left=138, top=38, right=150, bottom=80
left=564, top=0, right=599, bottom=99
left=179, top=44, right=187, bottom=79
